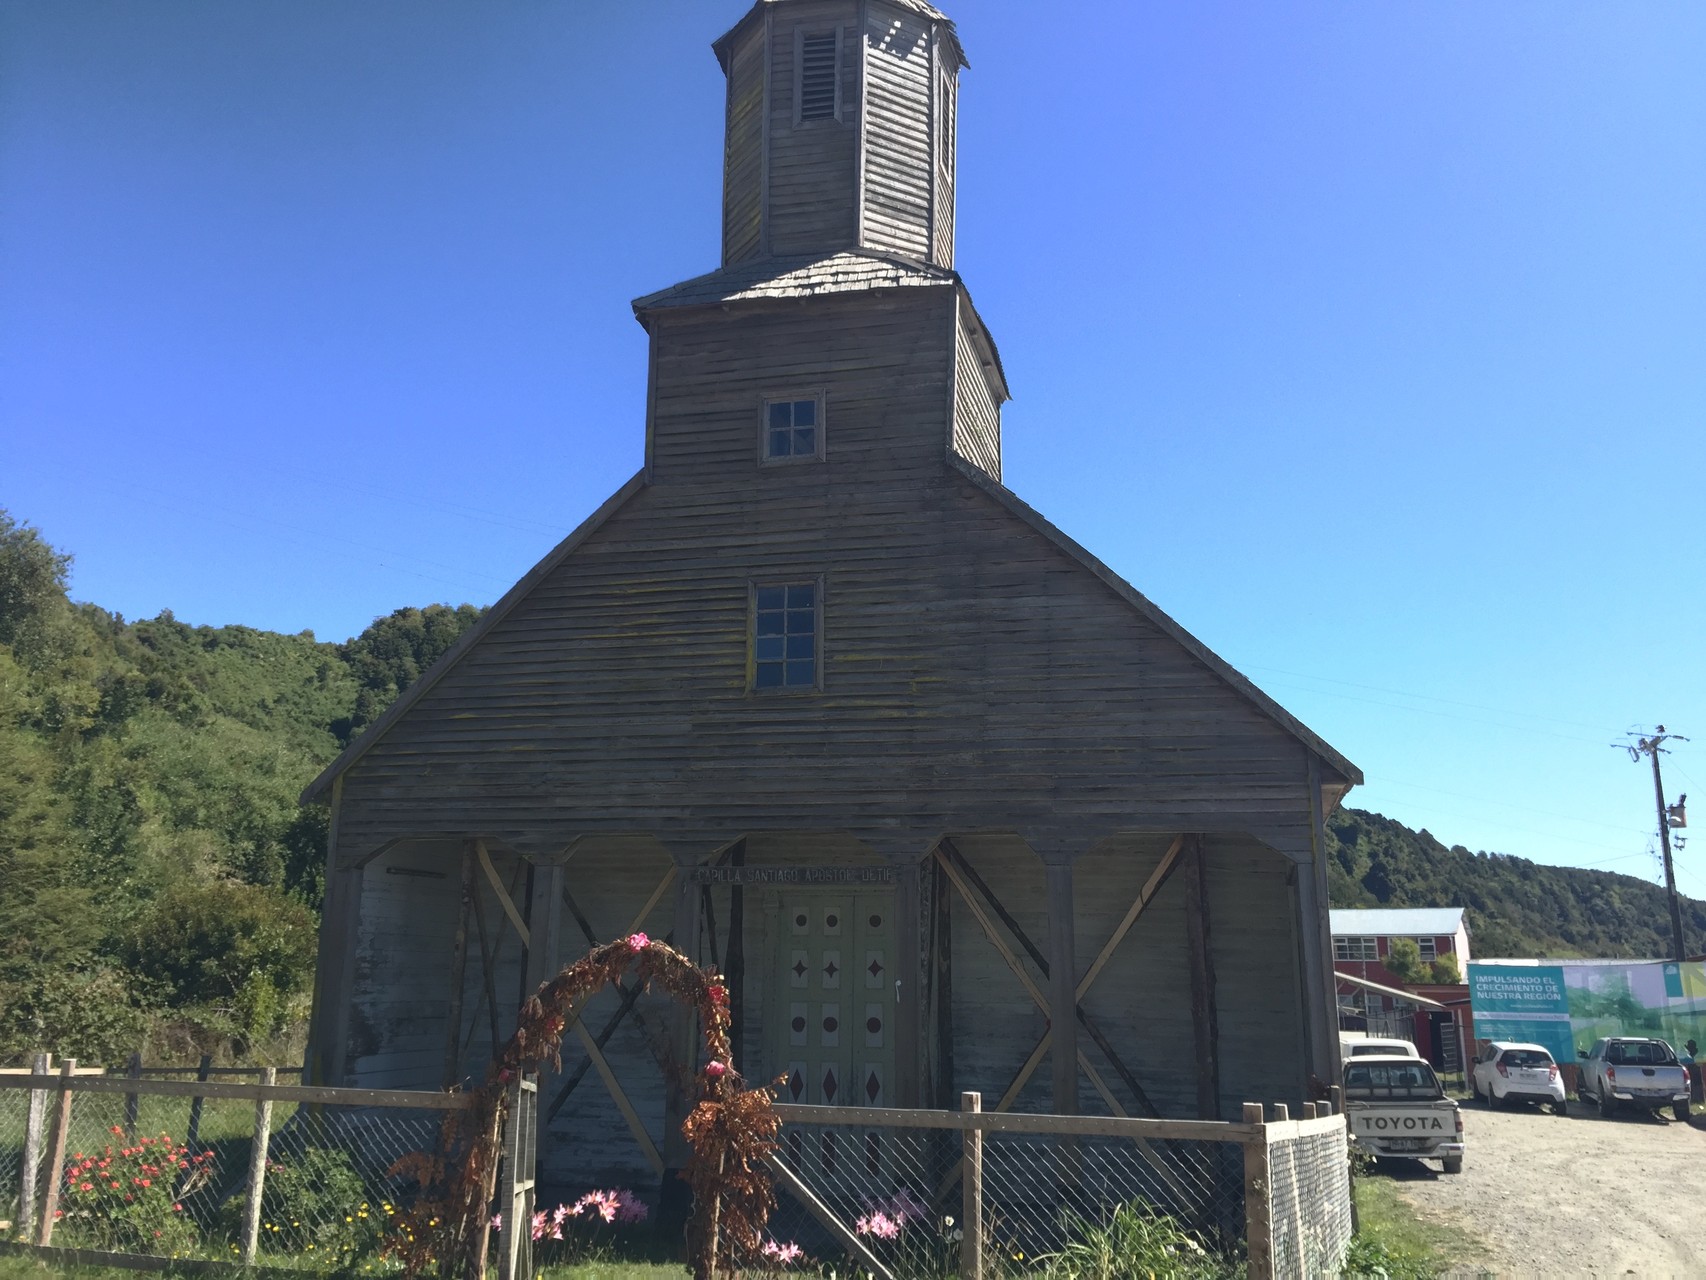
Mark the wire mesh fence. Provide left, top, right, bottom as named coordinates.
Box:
left=760, top=1101, right=1349, bottom=1280
left=0, top=1067, right=468, bottom=1271
left=1266, top=1121, right=1352, bottom=1279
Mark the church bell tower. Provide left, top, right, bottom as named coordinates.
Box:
left=633, top=0, right=1004, bottom=486
left=713, top=0, right=966, bottom=267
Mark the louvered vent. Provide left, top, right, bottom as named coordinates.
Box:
left=799, top=33, right=839, bottom=121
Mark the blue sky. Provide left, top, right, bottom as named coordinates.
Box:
left=4, top=1, right=1703, bottom=902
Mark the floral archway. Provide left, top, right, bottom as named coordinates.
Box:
left=392, top=933, right=780, bottom=1280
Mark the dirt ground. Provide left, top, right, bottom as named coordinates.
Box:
left=1371, top=1096, right=1706, bottom=1277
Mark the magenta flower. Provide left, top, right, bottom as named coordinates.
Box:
left=856, top=1211, right=901, bottom=1240
left=530, top=1210, right=548, bottom=1242
left=612, top=1189, right=649, bottom=1224
left=627, top=932, right=650, bottom=952
left=705, top=1060, right=727, bottom=1079
left=762, top=1239, right=805, bottom=1263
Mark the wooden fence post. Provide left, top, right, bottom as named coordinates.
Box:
left=18, top=1052, right=51, bottom=1240
left=35, top=1059, right=76, bottom=1247
left=961, top=1091, right=983, bottom=1280
left=1241, top=1102, right=1272, bottom=1280
left=123, top=1051, right=143, bottom=1137
left=185, top=1053, right=213, bottom=1151
left=498, top=1075, right=537, bottom=1280
left=241, top=1066, right=277, bottom=1266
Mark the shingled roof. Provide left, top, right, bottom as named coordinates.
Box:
left=631, top=251, right=956, bottom=317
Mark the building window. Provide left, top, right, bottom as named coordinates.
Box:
left=762, top=396, right=824, bottom=463
left=753, top=581, right=819, bottom=690
left=1416, top=937, right=1438, bottom=962
left=797, top=31, right=841, bottom=123
left=1334, top=936, right=1378, bottom=963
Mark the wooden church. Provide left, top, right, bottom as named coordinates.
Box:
left=302, top=0, right=1361, bottom=1192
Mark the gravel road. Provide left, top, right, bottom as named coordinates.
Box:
left=1372, top=1097, right=1706, bottom=1277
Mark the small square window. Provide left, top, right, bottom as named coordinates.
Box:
left=754, top=581, right=819, bottom=690
left=761, top=396, right=824, bottom=463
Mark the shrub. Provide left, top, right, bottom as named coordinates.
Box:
left=115, top=879, right=315, bottom=1043
left=1039, top=1201, right=1226, bottom=1279
left=54, top=1128, right=211, bottom=1254
left=224, top=1145, right=385, bottom=1259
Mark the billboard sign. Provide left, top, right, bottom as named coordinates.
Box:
left=1468, top=960, right=1706, bottom=1061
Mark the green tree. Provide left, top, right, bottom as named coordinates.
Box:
left=1429, top=954, right=1461, bottom=984
left=0, top=510, right=72, bottom=665
left=1383, top=937, right=1428, bottom=984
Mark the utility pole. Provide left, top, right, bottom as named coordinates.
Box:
left=1620, top=728, right=1689, bottom=962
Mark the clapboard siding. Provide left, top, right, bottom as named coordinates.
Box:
left=337, top=460, right=1317, bottom=855
left=952, top=301, right=1000, bottom=478
left=767, top=5, right=859, bottom=255
left=932, top=50, right=956, bottom=266
left=1207, top=835, right=1306, bottom=1113
left=539, top=843, right=677, bottom=1190
left=721, top=21, right=766, bottom=265
left=649, top=289, right=955, bottom=482
left=862, top=3, right=933, bottom=260
left=947, top=836, right=1053, bottom=1113
left=348, top=841, right=465, bottom=1091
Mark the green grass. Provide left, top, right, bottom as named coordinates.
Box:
left=1342, top=1175, right=1469, bottom=1279
left=540, top=1266, right=688, bottom=1279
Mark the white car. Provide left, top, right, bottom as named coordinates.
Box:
left=1470, top=1041, right=1567, bottom=1114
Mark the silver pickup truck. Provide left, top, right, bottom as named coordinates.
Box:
left=1343, top=1055, right=1464, bottom=1174
left=1576, top=1037, right=1692, bottom=1120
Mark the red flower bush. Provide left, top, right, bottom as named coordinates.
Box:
left=57, top=1132, right=213, bottom=1253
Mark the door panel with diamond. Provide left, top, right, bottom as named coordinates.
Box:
left=769, top=890, right=896, bottom=1117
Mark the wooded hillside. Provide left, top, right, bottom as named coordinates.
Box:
left=0, top=508, right=1696, bottom=1064
left=1326, top=808, right=1705, bottom=961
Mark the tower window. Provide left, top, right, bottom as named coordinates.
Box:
left=753, top=581, right=820, bottom=691
left=797, top=31, right=841, bottom=123
left=762, top=395, right=824, bottom=463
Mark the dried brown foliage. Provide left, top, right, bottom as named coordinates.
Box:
left=389, top=933, right=779, bottom=1279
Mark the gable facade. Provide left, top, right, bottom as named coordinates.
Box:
left=303, top=0, right=1359, bottom=1196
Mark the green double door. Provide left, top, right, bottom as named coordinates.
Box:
left=763, top=888, right=898, bottom=1112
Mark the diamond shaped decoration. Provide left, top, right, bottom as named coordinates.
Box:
left=867, top=957, right=884, bottom=978
left=789, top=1068, right=804, bottom=1101
left=793, top=958, right=807, bottom=978
left=823, top=958, right=839, bottom=979
left=865, top=1070, right=881, bottom=1103
left=822, top=1066, right=839, bottom=1102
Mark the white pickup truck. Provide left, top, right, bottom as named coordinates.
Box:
left=1576, top=1037, right=1692, bottom=1120
left=1342, top=1055, right=1464, bottom=1174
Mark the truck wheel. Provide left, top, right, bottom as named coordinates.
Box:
left=1675, top=1101, right=1691, bottom=1123
left=1442, top=1157, right=1463, bottom=1174
left=1599, top=1090, right=1617, bottom=1119
left=1556, top=1099, right=1571, bottom=1117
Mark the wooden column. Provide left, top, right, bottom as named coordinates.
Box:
left=524, top=861, right=565, bottom=995
left=443, top=842, right=477, bottom=1089
left=660, top=861, right=702, bottom=1228
left=1045, top=862, right=1079, bottom=1115
left=1303, top=757, right=1341, bottom=1086
left=315, top=866, right=365, bottom=1085
left=1183, top=834, right=1221, bottom=1119
left=894, top=857, right=923, bottom=1108
left=726, top=841, right=746, bottom=1072
left=960, top=1091, right=984, bottom=1280
left=240, top=1067, right=276, bottom=1265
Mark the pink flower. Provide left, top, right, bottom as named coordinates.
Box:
left=531, top=1210, right=548, bottom=1242
left=490, top=1213, right=502, bottom=1232
left=762, top=1239, right=805, bottom=1263
left=572, top=1190, right=620, bottom=1224
left=705, top=1061, right=727, bottom=1079
left=627, top=932, right=650, bottom=952
left=708, top=985, right=728, bottom=1006
left=856, top=1211, right=901, bottom=1240
left=612, top=1189, right=649, bottom=1224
